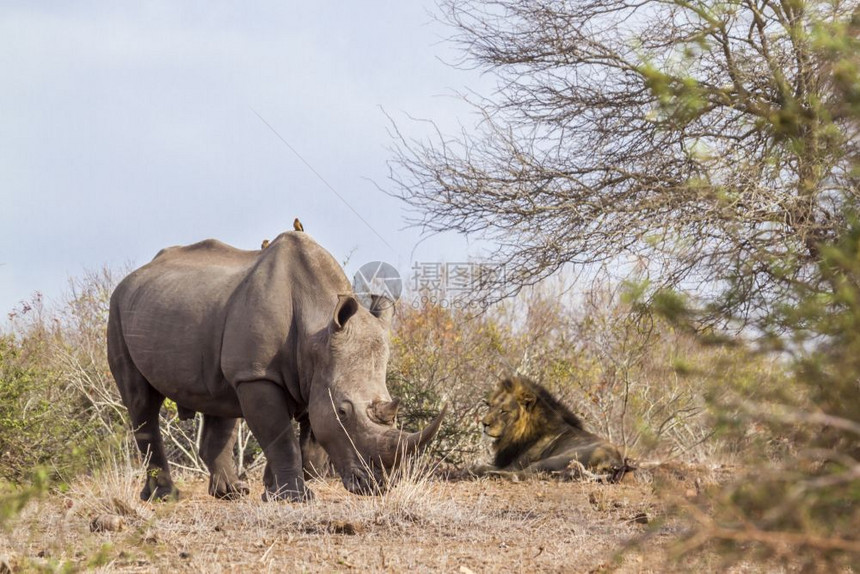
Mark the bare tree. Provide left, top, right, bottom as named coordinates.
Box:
left=390, top=0, right=859, bottom=324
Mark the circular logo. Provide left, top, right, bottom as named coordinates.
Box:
left=352, top=261, right=402, bottom=310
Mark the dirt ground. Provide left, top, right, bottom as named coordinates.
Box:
left=0, top=463, right=763, bottom=573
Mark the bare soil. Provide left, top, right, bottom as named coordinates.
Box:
left=0, top=464, right=763, bottom=573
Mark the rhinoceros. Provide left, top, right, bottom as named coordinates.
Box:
left=107, top=231, right=445, bottom=502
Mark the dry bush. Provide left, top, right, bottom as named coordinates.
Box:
left=386, top=300, right=515, bottom=465
left=1, top=264, right=781, bottom=486
left=389, top=277, right=784, bottom=469
left=653, top=233, right=860, bottom=571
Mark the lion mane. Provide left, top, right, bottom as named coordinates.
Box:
left=478, top=376, right=630, bottom=481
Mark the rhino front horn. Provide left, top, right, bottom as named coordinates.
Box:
left=404, top=404, right=447, bottom=452
left=377, top=405, right=447, bottom=467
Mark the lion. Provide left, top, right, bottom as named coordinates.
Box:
left=472, top=376, right=631, bottom=482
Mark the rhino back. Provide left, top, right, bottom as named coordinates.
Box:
left=112, top=233, right=353, bottom=415
left=112, top=239, right=258, bottom=415
left=220, top=232, right=352, bottom=401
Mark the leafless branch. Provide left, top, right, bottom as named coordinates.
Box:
left=389, top=0, right=859, bottom=324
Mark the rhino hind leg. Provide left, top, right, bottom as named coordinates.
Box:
left=126, top=385, right=178, bottom=501
left=108, top=314, right=178, bottom=501
left=199, top=415, right=249, bottom=500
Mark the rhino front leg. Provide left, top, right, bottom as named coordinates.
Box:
left=235, top=381, right=313, bottom=502
left=199, top=415, right=250, bottom=500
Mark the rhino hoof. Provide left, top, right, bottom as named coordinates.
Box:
left=140, top=484, right=179, bottom=502
left=261, top=487, right=314, bottom=503
left=211, top=480, right=250, bottom=500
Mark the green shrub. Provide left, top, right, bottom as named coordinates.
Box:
left=0, top=332, right=101, bottom=482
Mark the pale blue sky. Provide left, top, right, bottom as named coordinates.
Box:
left=0, top=1, right=488, bottom=315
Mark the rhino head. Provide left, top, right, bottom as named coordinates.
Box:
left=307, top=294, right=445, bottom=494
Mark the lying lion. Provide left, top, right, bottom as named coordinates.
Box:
left=472, top=376, right=631, bottom=482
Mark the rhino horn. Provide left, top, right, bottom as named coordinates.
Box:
left=404, top=403, right=447, bottom=451
left=376, top=405, right=447, bottom=467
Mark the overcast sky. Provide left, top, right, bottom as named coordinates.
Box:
left=0, top=1, right=489, bottom=316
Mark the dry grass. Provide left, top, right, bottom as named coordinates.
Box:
left=0, top=459, right=793, bottom=573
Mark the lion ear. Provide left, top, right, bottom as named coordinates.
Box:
left=518, top=390, right=536, bottom=410
left=500, top=378, right=515, bottom=392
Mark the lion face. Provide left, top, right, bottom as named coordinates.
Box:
left=481, top=387, right=523, bottom=439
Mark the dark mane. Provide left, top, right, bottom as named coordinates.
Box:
left=481, top=375, right=628, bottom=479
left=494, top=439, right=534, bottom=469
left=490, top=376, right=586, bottom=468
left=518, top=377, right=584, bottom=430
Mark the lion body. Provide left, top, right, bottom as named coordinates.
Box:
left=475, top=376, right=627, bottom=480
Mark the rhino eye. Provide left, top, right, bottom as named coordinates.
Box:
left=336, top=401, right=353, bottom=420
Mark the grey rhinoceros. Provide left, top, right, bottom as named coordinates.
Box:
left=107, top=231, right=445, bottom=502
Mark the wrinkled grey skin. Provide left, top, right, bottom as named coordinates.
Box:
left=107, top=232, right=444, bottom=502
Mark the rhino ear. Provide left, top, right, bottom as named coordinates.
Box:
left=369, top=295, right=395, bottom=327
left=333, top=294, right=360, bottom=330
